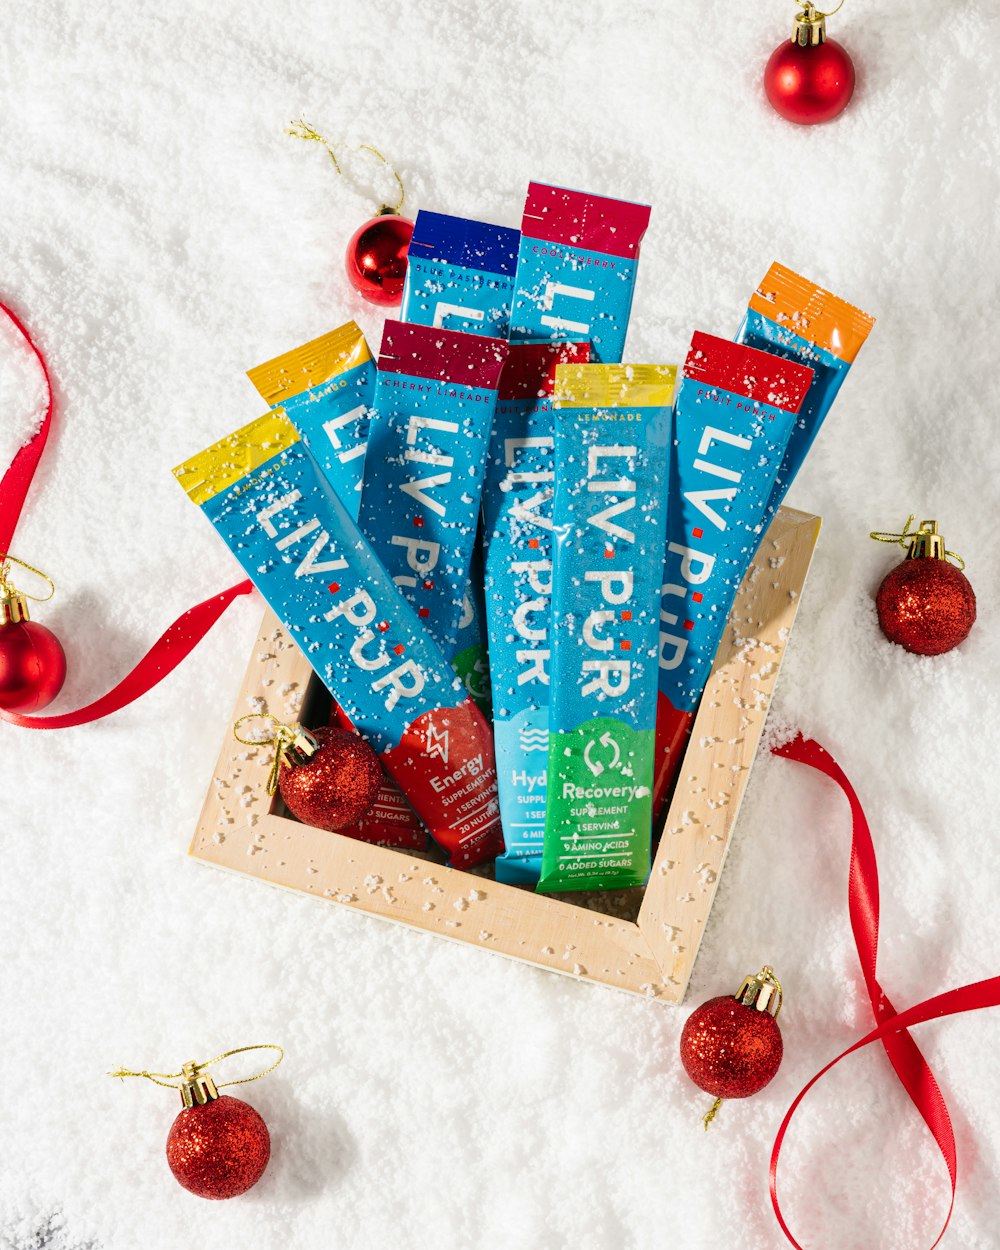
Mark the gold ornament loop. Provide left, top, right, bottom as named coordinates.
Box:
left=0, top=552, right=56, bottom=602
left=796, top=0, right=844, bottom=17
left=110, top=1044, right=285, bottom=1091
left=869, top=516, right=965, bottom=570
left=233, top=713, right=318, bottom=794
left=232, top=711, right=285, bottom=746
left=286, top=119, right=405, bottom=215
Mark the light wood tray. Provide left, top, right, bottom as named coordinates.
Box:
left=190, top=506, right=821, bottom=1004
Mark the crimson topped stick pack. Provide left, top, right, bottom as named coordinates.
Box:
left=357, top=322, right=508, bottom=664
left=509, top=182, right=650, bottom=363
left=481, top=340, right=591, bottom=886
left=652, top=333, right=814, bottom=822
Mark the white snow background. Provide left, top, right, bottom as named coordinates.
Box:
left=3, top=2, right=999, bottom=1248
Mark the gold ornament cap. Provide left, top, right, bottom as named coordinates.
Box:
left=791, top=1, right=843, bottom=47
left=735, top=966, right=783, bottom=1018
left=905, top=519, right=946, bottom=561
left=0, top=583, right=30, bottom=626
left=277, top=726, right=319, bottom=769
left=179, top=1061, right=220, bottom=1108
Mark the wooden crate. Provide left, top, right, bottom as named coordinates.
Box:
left=190, top=505, right=821, bottom=1004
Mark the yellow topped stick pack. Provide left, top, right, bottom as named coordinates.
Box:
left=246, top=321, right=374, bottom=521
left=538, top=363, right=677, bottom=894
left=243, top=323, right=428, bottom=851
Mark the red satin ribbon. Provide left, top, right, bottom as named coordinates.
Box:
left=770, top=735, right=1000, bottom=1248
left=0, top=300, right=55, bottom=555
left=0, top=578, right=254, bottom=728
left=0, top=299, right=254, bottom=728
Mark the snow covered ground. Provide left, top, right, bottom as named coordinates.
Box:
left=3, top=2, right=1000, bottom=1247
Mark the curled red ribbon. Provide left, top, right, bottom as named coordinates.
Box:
left=0, top=299, right=253, bottom=728
left=770, top=735, right=1000, bottom=1248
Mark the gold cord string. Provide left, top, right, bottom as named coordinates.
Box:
left=232, top=712, right=306, bottom=795
left=869, top=516, right=965, bottom=570
left=703, top=1096, right=724, bottom=1130
left=111, top=1044, right=284, bottom=1089
left=286, top=119, right=405, bottom=215
left=0, top=552, right=55, bottom=601
left=797, top=0, right=844, bottom=16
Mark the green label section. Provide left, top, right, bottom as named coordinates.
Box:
left=451, top=643, right=492, bottom=720
left=538, top=717, right=654, bottom=893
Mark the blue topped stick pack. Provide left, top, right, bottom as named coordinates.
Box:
left=401, top=210, right=520, bottom=337
left=509, top=182, right=650, bottom=363
left=399, top=211, right=518, bottom=715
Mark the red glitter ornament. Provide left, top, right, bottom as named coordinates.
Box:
left=167, top=1092, right=270, bottom=1200
left=764, top=2, right=856, bottom=126
left=0, top=557, right=66, bottom=713
left=278, top=724, right=382, bottom=831
left=113, top=1045, right=283, bottom=1200
left=680, top=966, right=784, bottom=1126
left=871, top=518, right=976, bottom=656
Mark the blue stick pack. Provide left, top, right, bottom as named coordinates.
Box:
left=357, top=321, right=508, bottom=662
left=736, top=261, right=875, bottom=520
left=401, top=209, right=519, bottom=338
left=174, top=410, right=505, bottom=869
left=246, top=321, right=373, bottom=519
left=651, top=332, right=814, bottom=822
left=509, top=182, right=650, bottom=363
left=537, top=362, right=677, bottom=895
left=482, top=341, right=591, bottom=887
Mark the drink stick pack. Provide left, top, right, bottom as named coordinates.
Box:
left=537, top=362, right=677, bottom=894
left=401, top=210, right=520, bottom=337
left=398, top=218, right=517, bottom=711
left=174, top=412, right=504, bottom=868
left=509, top=182, right=650, bottom=363
left=651, top=333, right=814, bottom=822
left=481, top=340, right=591, bottom=887
left=246, top=322, right=373, bottom=516
left=357, top=321, right=508, bottom=661
left=736, top=262, right=875, bottom=519
left=247, top=322, right=426, bottom=850
left=400, top=202, right=516, bottom=697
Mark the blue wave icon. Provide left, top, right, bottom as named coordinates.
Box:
left=519, top=727, right=549, bottom=753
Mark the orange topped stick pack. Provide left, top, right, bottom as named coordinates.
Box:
left=737, top=262, right=875, bottom=520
